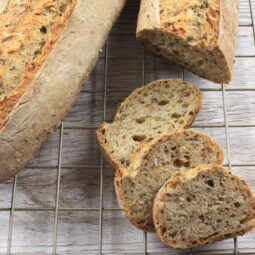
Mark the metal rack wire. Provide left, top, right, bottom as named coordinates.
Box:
left=2, top=0, right=255, bottom=254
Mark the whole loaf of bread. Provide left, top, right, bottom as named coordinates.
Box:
left=136, top=0, right=239, bottom=84
left=0, top=0, right=126, bottom=183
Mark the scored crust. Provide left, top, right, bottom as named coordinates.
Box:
left=115, top=129, right=224, bottom=232
left=0, top=0, right=77, bottom=129
left=0, top=0, right=126, bottom=183
left=96, top=79, right=203, bottom=171
left=153, top=164, right=255, bottom=248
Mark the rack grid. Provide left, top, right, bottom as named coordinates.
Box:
left=1, top=0, right=255, bottom=254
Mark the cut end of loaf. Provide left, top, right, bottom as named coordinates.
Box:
left=153, top=164, right=255, bottom=248
left=96, top=79, right=203, bottom=171
left=137, top=29, right=231, bottom=84
left=115, top=129, right=224, bottom=232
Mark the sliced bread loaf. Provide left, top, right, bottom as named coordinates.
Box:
left=153, top=164, right=255, bottom=248
left=136, top=0, right=239, bottom=84
left=97, top=79, right=203, bottom=170
left=115, top=129, right=224, bottom=232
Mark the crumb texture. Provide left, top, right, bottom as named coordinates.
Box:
left=98, top=79, right=202, bottom=168
left=154, top=165, right=255, bottom=248
left=115, top=130, right=223, bottom=232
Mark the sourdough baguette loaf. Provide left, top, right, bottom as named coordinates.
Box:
left=136, top=0, right=239, bottom=84
left=97, top=79, right=203, bottom=170
left=153, top=164, right=255, bottom=248
left=0, top=0, right=126, bottom=183
left=115, top=129, right=224, bottom=232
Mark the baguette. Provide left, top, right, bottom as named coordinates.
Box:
left=136, top=0, right=239, bottom=84
left=97, top=79, right=203, bottom=170
left=0, top=0, right=126, bottom=183
left=153, top=164, right=255, bottom=248
left=115, top=129, right=224, bottom=232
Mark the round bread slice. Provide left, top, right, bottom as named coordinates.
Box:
left=115, top=129, right=224, bottom=232
left=153, top=164, right=255, bottom=249
left=97, top=79, right=203, bottom=170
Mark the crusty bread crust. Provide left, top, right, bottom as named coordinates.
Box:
left=96, top=79, right=203, bottom=171
left=115, top=130, right=224, bottom=232
left=153, top=164, right=255, bottom=248
left=0, top=0, right=77, bottom=129
left=0, top=0, right=126, bottom=183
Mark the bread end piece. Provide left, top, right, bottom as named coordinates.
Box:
left=137, top=0, right=239, bottom=84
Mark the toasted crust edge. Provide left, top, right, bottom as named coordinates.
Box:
left=153, top=164, right=255, bottom=249
left=115, top=130, right=224, bottom=232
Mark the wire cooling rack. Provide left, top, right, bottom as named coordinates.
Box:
left=1, top=0, right=255, bottom=254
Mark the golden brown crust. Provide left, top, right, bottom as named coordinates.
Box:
left=153, top=164, right=255, bottom=248
left=159, top=0, right=220, bottom=48
left=115, top=130, right=224, bottom=232
left=0, top=0, right=126, bottom=183
left=0, top=0, right=76, bottom=129
left=96, top=122, right=120, bottom=170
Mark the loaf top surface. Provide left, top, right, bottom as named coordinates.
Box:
left=153, top=164, right=255, bottom=248
left=0, top=0, right=76, bottom=129
left=160, top=0, right=220, bottom=48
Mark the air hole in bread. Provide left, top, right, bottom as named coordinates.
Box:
left=199, top=215, right=205, bottom=222
left=101, top=129, right=105, bottom=135
left=234, top=202, right=241, bottom=208
left=133, top=135, right=146, bottom=142
left=158, top=100, right=169, bottom=106
left=186, top=197, right=191, bottom=202
left=40, top=26, right=47, bottom=34
left=189, top=111, right=194, bottom=115
left=136, top=117, right=146, bottom=124
left=205, top=179, right=214, bottom=188
left=170, top=231, right=177, bottom=238
left=173, top=159, right=183, bottom=167
left=172, top=113, right=181, bottom=118
left=161, top=226, right=166, bottom=234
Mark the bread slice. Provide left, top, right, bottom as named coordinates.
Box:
left=153, top=164, right=255, bottom=248
left=136, top=0, right=239, bottom=84
left=115, top=129, right=224, bottom=232
left=97, top=79, right=203, bottom=170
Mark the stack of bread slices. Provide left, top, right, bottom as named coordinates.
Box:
left=97, top=79, right=255, bottom=249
